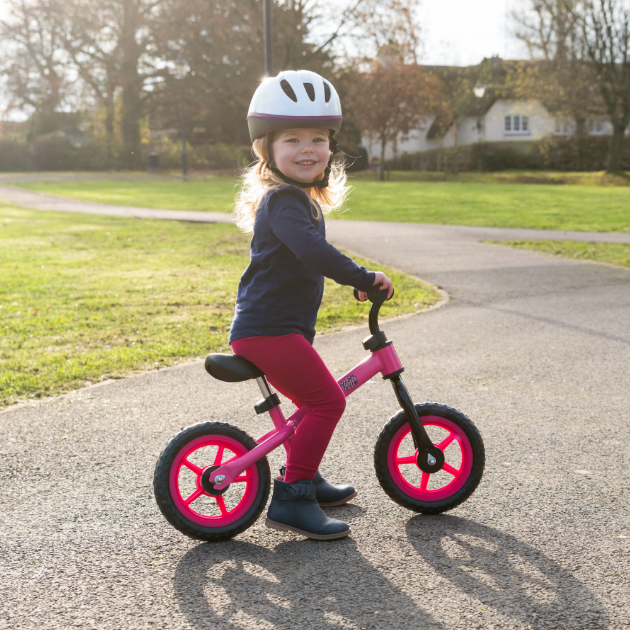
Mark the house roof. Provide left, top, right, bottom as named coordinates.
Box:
left=426, top=92, right=499, bottom=139
left=421, top=56, right=518, bottom=140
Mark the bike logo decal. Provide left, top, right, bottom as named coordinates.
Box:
left=339, top=374, right=358, bottom=392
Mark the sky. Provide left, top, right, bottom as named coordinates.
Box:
left=419, top=0, right=526, bottom=65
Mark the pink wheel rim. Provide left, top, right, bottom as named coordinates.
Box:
left=169, top=434, right=259, bottom=527
left=387, top=416, right=473, bottom=501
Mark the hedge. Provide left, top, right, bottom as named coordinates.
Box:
left=0, top=133, right=252, bottom=172
left=386, top=135, right=630, bottom=172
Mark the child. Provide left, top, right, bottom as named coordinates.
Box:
left=230, top=70, right=393, bottom=540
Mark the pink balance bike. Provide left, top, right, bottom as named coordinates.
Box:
left=153, top=286, right=485, bottom=541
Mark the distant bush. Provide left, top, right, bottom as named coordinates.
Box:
left=148, top=138, right=250, bottom=170
left=0, top=140, right=32, bottom=171
left=387, top=136, right=630, bottom=172
left=0, top=135, right=253, bottom=172
left=338, top=145, right=368, bottom=171
left=31, top=134, right=79, bottom=170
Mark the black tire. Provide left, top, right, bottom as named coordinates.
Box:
left=153, top=422, right=271, bottom=541
left=374, top=402, right=485, bottom=514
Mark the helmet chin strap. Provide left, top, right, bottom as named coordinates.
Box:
left=268, top=139, right=338, bottom=189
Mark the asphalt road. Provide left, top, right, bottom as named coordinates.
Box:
left=1, top=196, right=629, bottom=629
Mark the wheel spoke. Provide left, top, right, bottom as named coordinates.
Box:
left=395, top=455, right=417, bottom=465
left=184, top=488, right=204, bottom=505
left=213, top=445, right=225, bottom=465
left=234, top=475, right=250, bottom=482
left=437, top=432, right=456, bottom=451
left=442, top=462, right=461, bottom=477
left=215, top=495, right=228, bottom=516
left=419, top=472, right=430, bottom=492
left=182, top=458, right=203, bottom=475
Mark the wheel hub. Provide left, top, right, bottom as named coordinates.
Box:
left=416, top=446, right=445, bottom=473
left=201, top=465, right=229, bottom=495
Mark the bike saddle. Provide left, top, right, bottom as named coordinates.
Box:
left=205, top=353, right=264, bottom=383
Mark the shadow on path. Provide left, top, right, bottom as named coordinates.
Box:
left=406, top=515, right=608, bottom=629
left=173, top=537, right=446, bottom=630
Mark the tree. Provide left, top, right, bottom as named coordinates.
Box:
left=343, top=0, right=422, bottom=64
left=0, top=0, right=71, bottom=120
left=577, top=0, right=630, bottom=172
left=511, top=0, right=604, bottom=169
left=345, top=59, right=442, bottom=178
left=57, top=0, right=164, bottom=167
left=153, top=0, right=343, bottom=145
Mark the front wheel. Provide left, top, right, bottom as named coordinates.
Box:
left=154, top=422, right=271, bottom=541
left=374, top=403, right=484, bottom=514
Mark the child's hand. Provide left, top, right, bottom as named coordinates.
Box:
left=357, top=272, right=394, bottom=301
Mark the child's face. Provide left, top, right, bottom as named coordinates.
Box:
left=270, top=128, right=330, bottom=183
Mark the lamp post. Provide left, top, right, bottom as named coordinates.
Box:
left=473, top=84, right=486, bottom=172
left=263, top=0, right=273, bottom=76
left=175, top=56, right=189, bottom=181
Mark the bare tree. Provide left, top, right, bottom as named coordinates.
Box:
left=344, top=0, right=422, bottom=64
left=576, top=0, right=630, bottom=172
left=57, top=0, right=164, bottom=166
left=345, top=59, right=441, bottom=177
left=0, top=0, right=70, bottom=119
left=511, top=0, right=603, bottom=169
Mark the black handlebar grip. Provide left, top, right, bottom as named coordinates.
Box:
left=353, top=286, right=394, bottom=303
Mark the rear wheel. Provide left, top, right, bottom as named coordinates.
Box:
left=374, top=403, right=484, bottom=514
left=154, top=422, right=271, bottom=541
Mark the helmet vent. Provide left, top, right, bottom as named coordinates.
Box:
left=323, top=82, right=331, bottom=103
left=280, top=79, right=298, bottom=102
left=303, top=82, right=316, bottom=101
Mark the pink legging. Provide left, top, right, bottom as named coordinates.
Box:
left=231, top=334, right=346, bottom=483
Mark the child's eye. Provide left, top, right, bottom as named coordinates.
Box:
left=313, top=138, right=326, bottom=143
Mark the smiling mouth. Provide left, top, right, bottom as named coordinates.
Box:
left=295, top=160, right=317, bottom=166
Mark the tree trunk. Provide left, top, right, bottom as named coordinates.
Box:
left=380, top=134, right=386, bottom=181
left=574, top=116, right=587, bottom=171
left=606, top=119, right=627, bottom=173
left=119, top=0, right=142, bottom=169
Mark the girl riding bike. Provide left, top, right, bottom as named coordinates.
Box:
left=230, top=70, right=392, bottom=540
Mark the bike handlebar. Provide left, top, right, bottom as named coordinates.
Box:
left=353, top=285, right=395, bottom=304
left=353, top=285, right=394, bottom=336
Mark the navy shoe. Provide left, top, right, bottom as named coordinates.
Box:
left=265, top=478, right=350, bottom=540
left=312, top=470, right=358, bottom=506
left=280, top=466, right=357, bottom=507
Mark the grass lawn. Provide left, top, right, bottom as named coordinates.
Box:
left=14, top=175, right=630, bottom=232
left=492, top=240, right=630, bottom=269
left=0, top=203, right=439, bottom=408
left=349, top=169, right=630, bottom=186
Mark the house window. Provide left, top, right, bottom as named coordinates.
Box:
left=588, top=120, right=606, bottom=135
left=555, top=119, right=573, bottom=135
left=504, top=115, right=530, bottom=135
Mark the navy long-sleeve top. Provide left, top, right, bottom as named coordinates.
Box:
left=229, top=185, right=375, bottom=344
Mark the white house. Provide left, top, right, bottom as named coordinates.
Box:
left=361, top=96, right=614, bottom=164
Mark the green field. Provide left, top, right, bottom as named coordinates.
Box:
left=493, top=240, right=630, bottom=269
left=14, top=176, right=630, bottom=232
left=0, top=203, right=439, bottom=407
left=349, top=169, right=630, bottom=186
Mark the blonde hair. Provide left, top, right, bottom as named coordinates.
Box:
left=233, top=131, right=349, bottom=233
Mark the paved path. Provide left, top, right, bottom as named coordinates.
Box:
left=1, top=191, right=629, bottom=629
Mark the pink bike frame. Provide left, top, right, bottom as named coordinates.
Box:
left=209, top=343, right=403, bottom=490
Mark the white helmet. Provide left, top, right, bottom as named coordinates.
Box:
left=247, top=70, right=342, bottom=142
